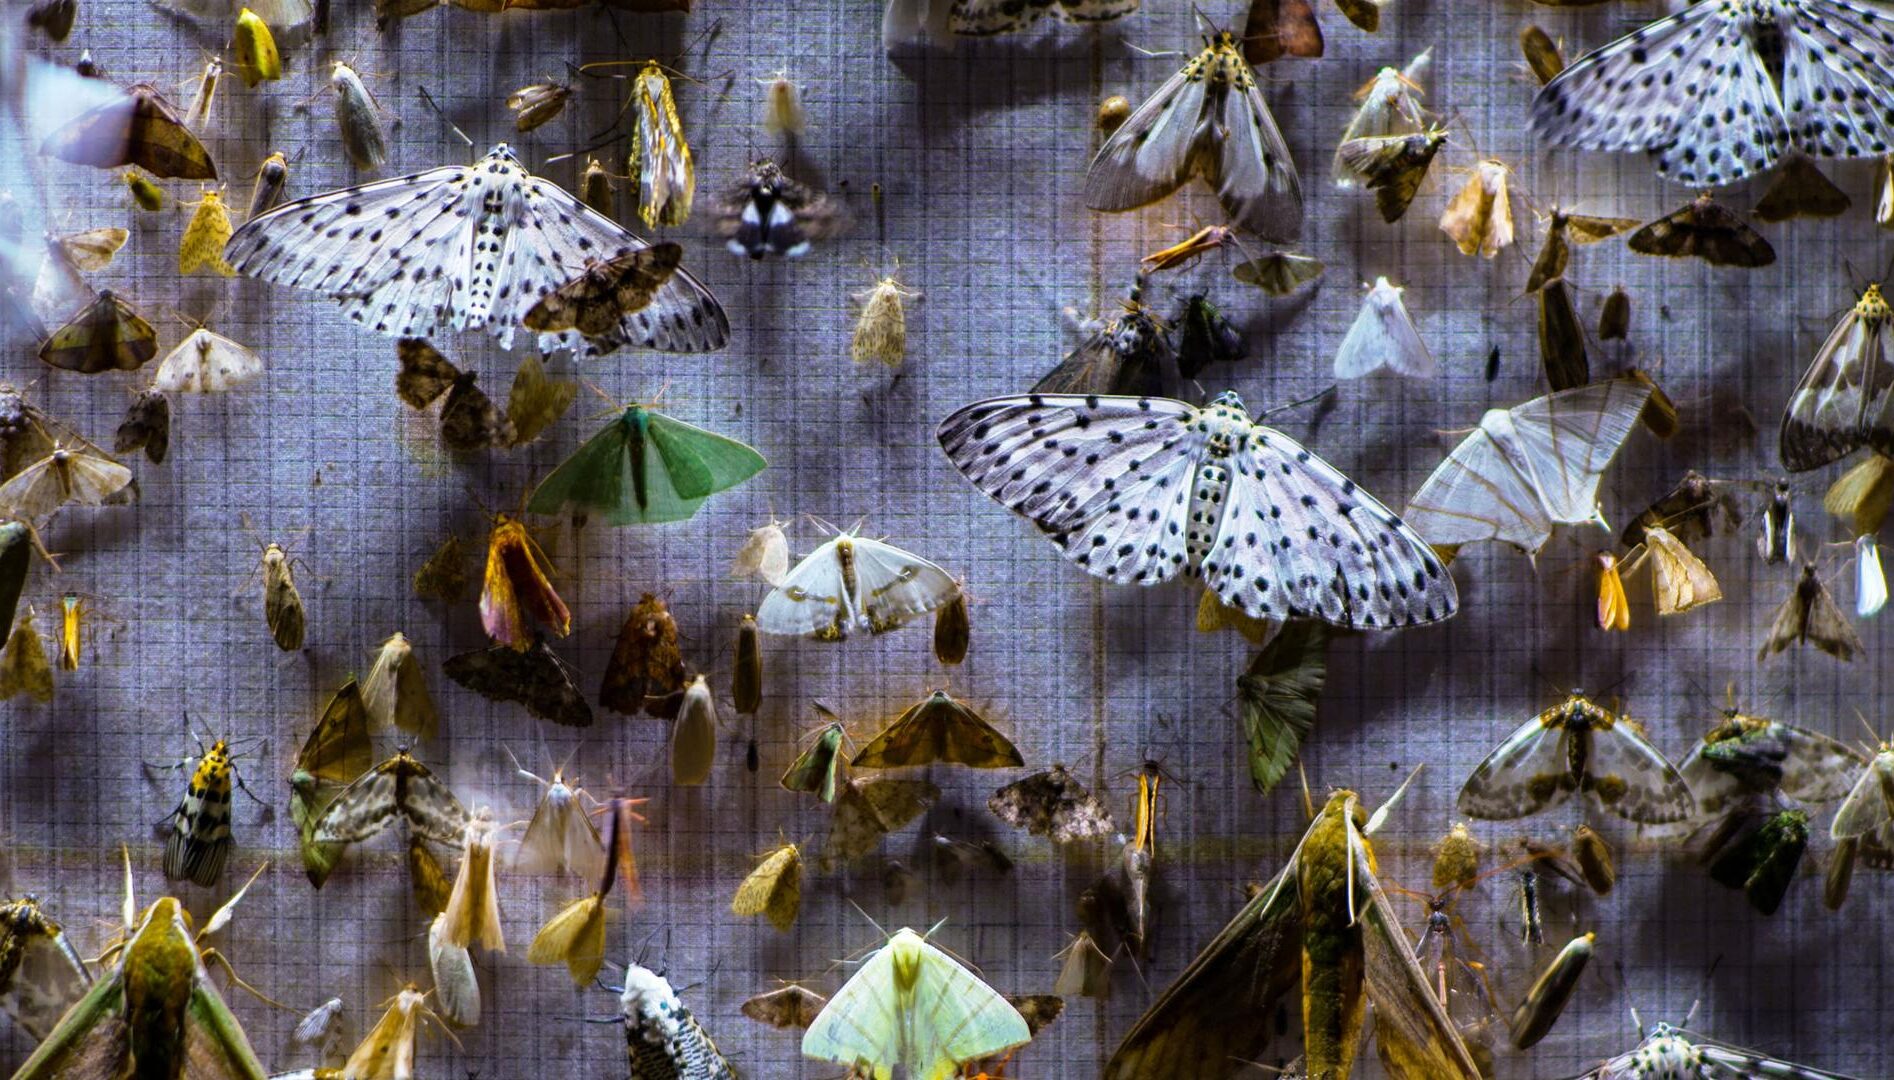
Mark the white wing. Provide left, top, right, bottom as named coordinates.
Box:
left=1332, top=52, right=1430, bottom=186
left=846, top=535, right=960, bottom=635
left=1504, top=379, right=1650, bottom=524
left=757, top=535, right=956, bottom=640
left=516, top=782, right=604, bottom=881
left=1200, top=423, right=1456, bottom=629
left=937, top=394, right=1200, bottom=589
left=1083, top=53, right=1210, bottom=214
left=1857, top=534, right=1887, bottom=617
left=1583, top=717, right=1695, bottom=825
left=757, top=537, right=851, bottom=638
left=1779, top=0, right=1894, bottom=161
left=1211, top=56, right=1303, bottom=243
left=152, top=327, right=263, bottom=392
left=1403, top=417, right=1557, bottom=552
left=1333, top=278, right=1434, bottom=379
left=1781, top=298, right=1894, bottom=472
left=1831, top=752, right=1894, bottom=840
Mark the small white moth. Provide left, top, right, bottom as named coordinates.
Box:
left=151, top=326, right=264, bottom=393
left=513, top=755, right=605, bottom=882
left=759, top=71, right=807, bottom=137
left=756, top=530, right=961, bottom=641
left=1334, top=276, right=1434, bottom=379
left=427, top=912, right=480, bottom=1028
left=1858, top=533, right=1887, bottom=617
left=329, top=62, right=386, bottom=171
left=730, top=517, right=790, bottom=585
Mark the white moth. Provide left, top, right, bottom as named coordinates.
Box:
left=1334, top=48, right=1432, bottom=187
left=619, top=961, right=737, bottom=1080
left=938, top=391, right=1459, bottom=629
left=1858, top=533, right=1887, bottom=617
left=1833, top=739, right=1894, bottom=856
left=185, top=55, right=221, bottom=134
left=730, top=517, right=790, bottom=585
left=223, top=143, right=729, bottom=356
left=758, top=71, right=807, bottom=137
left=152, top=326, right=263, bottom=393
left=1083, top=20, right=1303, bottom=243
left=1575, top=1021, right=1857, bottom=1080
left=513, top=756, right=605, bottom=882
left=1334, top=276, right=1434, bottom=379
left=329, top=62, right=386, bottom=171
left=427, top=912, right=480, bottom=1028
left=1780, top=280, right=1893, bottom=472
left=1403, top=378, right=1653, bottom=557
left=1530, top=0, right=1894, bottom=186
left=286, top=997, right=348, bottom=1069
left=756, top=530, right=961, bottom=640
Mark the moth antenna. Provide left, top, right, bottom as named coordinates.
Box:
left=1366, top=764, right=1422, bottom=836
left=1296, top=763, right=1313, bottom=822
left=1259, top=384, right=1337, bottom=422
left=416, top=85, right=474, bottom=154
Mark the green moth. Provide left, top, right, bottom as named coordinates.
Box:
left=527, top=405, right=765, bottom=525
left=781, top=717, right=846, bottom=804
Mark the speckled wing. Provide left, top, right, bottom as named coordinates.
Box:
left=1457, top=711, right=1573, bottom=820
left=1582, top=716, right=1694, bottom=825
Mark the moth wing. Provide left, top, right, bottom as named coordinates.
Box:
left=780, top=726, right=844, bottom=803
left=1671, top=742, right=1744, bottom=827
left=948, top=0, right=1054, bottom=33
left=525, top=415, right=632, bottom=518
left=1457, top=713, right=1573, bottom=820
left=394, top=338, right=461, bottom=409
left=60, top=450, right=133, bottom=506
left=1830, top=755, right=1894, bottom=839
left=1687, top=1031, right=1859, bottom=1080
left=1210, top=69, right=1303, bottom=242
left=1780, top=0, right=1894, bottom=162
left=526, top=895, right=606, bottom=986
left=1336, top=281, right=1433, bottom=379
left=1774, top=725, right=1868, bottom=803
left=182, top=979, right=269, bottom=1080
left=1504, top=379, right=1651, bottom=524
left=912, top=935, right=1031, bottom=1066
left=1030, top=326, right=1165, bottom=398
left=756, top=538, right=850, bottom=637
left=6, top=971, right=129, bottom=1079
left=302, top=682, right=374, bottom=784
left=398, top=772, right=471, bottom=845
left=1781, top=303, right=1894, bottom=472
left=849, top=535, right=961, bottom=633
left=0, top=618, right=54, bottom=703
left=311, top=765, right=401, bottom=844
left=1585, top=717, right=1695, bottom=824
left=924, top=697, right=1024, bottom=768
left=438, top=377, right=513, bottom=451
left=822, top=778, right=936, bottom=868
left=1083, top=61, right=1209, bottom=213
left=647, top=411, right=767, bottom=501
left=1355, top=828, right=1483, bottom=1080
left=503, top=354, right=576, bottom=447
left=1802, top=573, right=1864, bottom=660
left=1, top=923, right=91, bottom=1041
left=1758, top=579, right=1812, bottom=660
left=800, top=939, right=902, bottom=1070
left=1643, top=526, right=1721, bottom=614
left=1103, top=860, right=1303, bottom=1079
left=1403, top=425, right=1555, bottom=552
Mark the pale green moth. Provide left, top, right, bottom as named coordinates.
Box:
left=527, top=405, right=766, bottom=525
left=802, top=927, right=1030, bottom=1080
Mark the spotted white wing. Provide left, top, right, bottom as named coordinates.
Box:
left=1457, top=713, right=1572, bottom=820
left=1199, top=423, right=1456, bottom=628
left=937, top=394, right=1202, bottom=588
left=152, top=327, right=264, bottom=392
left=1530, top=2, right=1791, bottom=186
left=1778, top=0, right=1894, bottom=161
left=1689, top=1029, right=1863, bottom=1080
left=1584, top=717, right=1695, bottom=825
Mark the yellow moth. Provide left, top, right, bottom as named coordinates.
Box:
left=231, top=8, right=282, bottom=87
left=627, top=61, right=693, bottom=228
left=851, top=274, right=919, bottom=367
left=427, top=912, right=480, bottom=1027
left=344, top=985, right=446, bottom=1080
left=527, top=891, right=606, bottom=987
left=179, top=188, right=237, bottom=276
left=58, top=592, right=86, bottom=671
left=802, top=927, right=1031, bottom=1079
left=0, top=607, right=53, bottom=702
left=363, top=631, right=439, bottom=737
left=1626, top=525, right=1722, bottom=615
left=1594, top=552, right=1630, bottom=631
left=440, top=809, right=505, bottom=953
left=730, top=842, right=801, bottom=931
left=1439, top=160, right=1514, bottom=258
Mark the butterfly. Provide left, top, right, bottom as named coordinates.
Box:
left=756, top=529, right=962, bottom=640
left=1531, top=0, right=1894, bottom=186
left=1404, top=378, right=1652, bottom=557
left=802, top=928, right=1030, bottom=1079
left=717, top=158, right=842, bottom=259
left=1334, top=276, right=1433, bottom=378
left=1084, top=20, right=1303, bottom=242
left=526, top=404, right=766, bottom=525
left=223, top=143, right=728, bottom=355
left=1574, top=1022, right=1857, bottom=1080
left=152, top=326, right=264, bottom=393
left=938, top=391, right=1458, bottom=629
left=1781, top=280, right=1894, bottom=472
left=1458, top=691, right=1695, bottom=825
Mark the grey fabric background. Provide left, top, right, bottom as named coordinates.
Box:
left=0, top=0, right=1890, bottom=1077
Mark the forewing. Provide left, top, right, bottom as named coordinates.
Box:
left=912, top=936, right=1032, bottom=1065
left=301, top=681, right=373, bottom=784
left=309, top=767, right=399, bottom=843
left=1585, top=717, right=1696, bottom=824
left=1830, top=755, right=1894, bottom=839
left=848, top=536, right=961, bottom=634
left=182, top=981, right=269, bottom=1080
left=801, top=942, right=901, bottom=1070
left=756, top=540, right=849, bottom=638
left=525, top=414, right=632, bottom=519
left=1355, top=829, right=1482, bottom=1080
left=1457, top=713, right=1573, bottom=819
left=1780, top=0, right=1894, bottom=161
left=1212, top=64, right=1303, bottom=242
left=6, top=971, right=129, bottom=1080
left=1781, top=303, right=1894, bottom=472
left=1083, top=56, right=1209, bottom=213
left=1505, top=379, right=1651, bottom=524
left=647, top=411, right=767, bottom=501
left=1774, top=725, right=1867, bottom=803
left=1403, top=426, right=1552, bottom=552
left=397, top=771, right=471, bottom=845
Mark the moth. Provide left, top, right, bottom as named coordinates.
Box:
left=1141, top=225, right=1237, bottom=274
left=56, top=593, right=88, bottom=672
left=851, top=690, right=1022, bottom=770
left=1332, top=49, right=1431, bottom=186
left=247, top=151, right=290, bottom=219
left=1572, top=823, right=1615, bottom=896
left=1706, top=807, right=1810, bottom=914
left=1405, top=379, right=1653, bottom=557
left=599, top=593, right=687, bottom=715
left=1458, top=691, right=1695, bottom=825
left=1334, top=128, right=1447, bottom=224
left=1518, top=25, right=1565, bottom=86
left=183, top=56, right=220, bottom=133
left=851, top=274, right=919, bottom=367
left=821, top=776, right=938, bottom=869
left=1534, top=277, right=1592, bottom=391
left=1438, top=160, right=1515, bottom=258
left=1054, top=930, right=1112, bottom=1000
left=409, top=834, right=451, bottom=917
left=0, top=442, right=133, bottom=520
left=741, top=984, right=826, bottom=1029
left=1758, top=562, right=1860, bottom=661
left=528, top=893, right=607, bottom=989
left=522, top=243, right=683, bottom=343
left=0, top=524, right=33, bottom=645
left=1232, top=250, right=1324, bottom=294
left=1627, top=193, right=1775, bottom=268
left=781, top=715, right=847, bottom=803
left=1754, top=153, right=1852, bottom=222
left=1573, top=1020, right=1858, bottom=1080
left=1034, top=283, right=1177, bottom=396
left=730, top=842, right=801, bottom=931
left=362, top=631, right=438, bottom=737
left=1589, top=551, right=1629, bottom=632
left=153, top=326, right=265, bottom=393
left=756, top=528, right=962, bottom=640
left=802, top=928, right=1030, bottom=1078
left=581, top=156, right=614, bottom=217
left=161, top=735, right=257, bottom=886
left=507, top=80, right=571, bottom=132
left=289, top=679, right=372, bottom=887
left=225, top=144, right=728, bottom=354
left=731, top=516, right=790, bottom=584
left=621, top=61, right=695, bottom=228
left=950, top=0, right=1138, bottom=34
left=114, top=389, right=169, bottom=465
left=1758, top=481, right=1796, bottom=564
left=329, top=62, right=386, bottom=170
left=733, top=613, right=762, bottom=711
left=178, top=188, right=236, bottom=276
left=1235, top=621, right=1330, bottom=793
left=413, top=534, right=468, bottom=602
left=429, top=913, right=479, bottom=1028
left=988, top=763, right=1114, bottom=843
left=254, top=538, right=305, bottom=651
left=1530, top=0, right=1894, bottom=187
left=1335, top=276, right=1433, bottom=378
left=230, top=8, right=280, bottom=87
left=1430, top=822, right=1483, bottom=891
left=940, top=391, right=1458, bottom=628
left=1825, top=454, right=1894, bottom=535
left=1831, top=735, right=1894, bottom=869
left=671, top=674, right=718, bottom=785
left=343, top=986, right=447, bottom=1080
left=1170, top=293, right=1245, bottom=380
left=0, top=896, right=88, bottom=1041
left=620, top=961, right=737, bottom=1080
left=1780, top=279, right=1893, bottom=472
left=1085, top=20, right=1303, bottom=242
left=40, top=82, right=217, bottom=179
left=717, top=158, right=841, bottom=258
left=481, top=513, right=569, bottom=649
left=1622, top=525, right=1722, bottom=615
left=1524, top=207, right=1639, bottom=294
left=1104, top=784, right=1481, bottom=1080
left=1599, top=286, right=1631, bottom=340
left=309, top=747, right=470, bottom=847
left=439, top=810, right=505, bottom=953
left=38, top=289, right=157, bottom=373
left=443, top=638, right=594, bottom=727
left=1858, top=533, right=1888, bottom=616
left=395, top=338, right=515, bottom=451
left=0, top=609, right=53, bottom=703
left=513, top=756, right=605, bottom=881
left=1508, top=932, right=1593, bottom=1051
left=758, top=70, right=807, bottom=137
left=527, top=404, right=766, bottom=525
left=8, top=860, right=270, bottom=1080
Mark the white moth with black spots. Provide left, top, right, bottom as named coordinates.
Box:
left=223, top=143, right=728, bottom=356
left=1531, top=0, right=1894, bottom=187
left=1575, top=1021, right=1860, bottom=1079
left=937, top=391, right=1458, bottom=630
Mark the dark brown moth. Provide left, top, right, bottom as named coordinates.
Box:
left=1519, top=25, right=1565, bottom=85
left=1628, top=194, right=1775, bottom=268
left=1242, top=0, right=1323, bottom=63
left=988, top=764, right=1115, bottom=843
left=1538, top=279, right=1588, bottom=392
left=113, top=389, right=169, bottom=464
left=1335, top=129, right=1447, bottom=224
left=599, top=593, right=687, bottom=716
left=1752, top=155, right=1851, bottom=224
left=523, top=243, right=682, bottom=337
left=1757, top=562, right=1859, bottom=662
left=395, top=338, right=514, bottom=452
left=38, top=290, right=157, bottom=373
left=850, top=690, right=1023, bottom=769
left=1034, top=283, right=1176, bottom=397
left=41, top=83, right=217, bottom=179
left=1599, top=286, right=1631, bottom=340
left=444, top=637, right=595, bottom=726
left=1525, top=208, right=1638, bottom=294
left=413, top=535, right=469, bottom=603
